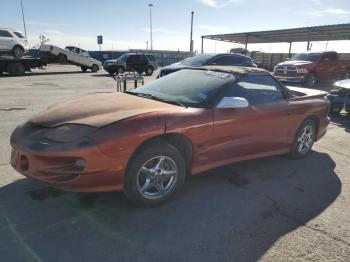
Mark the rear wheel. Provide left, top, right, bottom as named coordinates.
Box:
left=81, top=66, right=88, bottom=72
left=306, top=73, right=317, bottom=88
left=145, top=66, right=154, bottom=76
left=124, top=142, right=186, bottom=206
left=91, top=64, right=99, bottom=72
left=290, top=120, right=316, bottom=158
left=12, top=46, right=24, bottom=58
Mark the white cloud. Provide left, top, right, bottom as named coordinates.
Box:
left=303, top=8, right=350, bottom=17
left=196, top=0, right=240, bottom=8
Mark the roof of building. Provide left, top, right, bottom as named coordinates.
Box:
left=202, top=23, right=350, bottom=44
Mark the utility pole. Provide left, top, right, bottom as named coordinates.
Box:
left=20, top=0, right=27, bottom=39
left=190, top=11, right=194, bottom=54
left=148, top=3, right=153, bottom=51
left=146, top=41, right=149, bottom=50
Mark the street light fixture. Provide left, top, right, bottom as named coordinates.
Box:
left=148, top=3, right=153, bottom=51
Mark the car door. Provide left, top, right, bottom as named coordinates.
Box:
left=0, top=30, right=14, bottom=50
left=209, top=74, right=292, bottom=164
left=316, top=53, right=338, bottom=80
left=126, top=55, right=137, bottom=71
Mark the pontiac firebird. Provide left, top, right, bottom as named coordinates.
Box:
left=10, top=66, right=330, bottom=206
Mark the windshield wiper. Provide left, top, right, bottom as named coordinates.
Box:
left=125, top=91, right=187, bottom=108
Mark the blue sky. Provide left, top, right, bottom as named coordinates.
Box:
left=2, top=0, right=350, bottom=53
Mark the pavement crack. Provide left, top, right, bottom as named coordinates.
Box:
left=0, top=107, right=27, bottom=111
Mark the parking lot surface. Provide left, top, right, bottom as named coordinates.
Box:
left=0, top=65, right=349, bottom=262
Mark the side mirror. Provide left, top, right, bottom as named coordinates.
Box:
left=217, top=97, right=249, bottom=109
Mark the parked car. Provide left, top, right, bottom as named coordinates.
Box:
left=157, top=53, right=257, bottom=78
left=10, top=66, right=330, bottom=206
left=273, top=51, right=350, bottom=88
left=103, top=53, right=158, bottom=76
left=327, top=79, right=350, bottom=115
left=39, top=44, right=102, bottom=72
left=0, top=28, right=29, bottom=58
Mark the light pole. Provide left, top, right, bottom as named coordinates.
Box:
left=148, top=3, right=153, bottom=51
left=190, top=11, right=194, bottom=54
left=20, top=0, right=27, bottom=39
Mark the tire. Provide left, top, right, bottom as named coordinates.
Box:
left=117, top=66, right=124, bottom=74
left=58, top=54, right=67, bottom=64
left=290, top=120, right=316, bottom=158
left=330, top=104, right=342, bottom=115
left=91, top=64, right=99, bottom=72
left=81, top=66, right=88, bottom=72
left=145, top=66, right=154, bottom=76
left=124, top=142, right=186, bottom=206
left=12, top=45, right=24, bottom=58
left=8, top=62, right=25, bottom=76
left=306, top=73, right=317, bottom=88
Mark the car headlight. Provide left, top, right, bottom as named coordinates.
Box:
left=44, top=124, right=97, bottom=143
left=296, top=67, right=308, bottom=74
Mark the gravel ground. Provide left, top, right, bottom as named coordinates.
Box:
left=0, top=65, right=349, bottom=262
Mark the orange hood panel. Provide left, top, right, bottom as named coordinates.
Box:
left=30, top=92, right=179, bottom=128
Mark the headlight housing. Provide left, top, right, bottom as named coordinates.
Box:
left=296, top=67, right=308, bottom=74
left=44, top=124, right=97, bottom=143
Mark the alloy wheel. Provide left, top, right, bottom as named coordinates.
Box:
left=297, top=125, right=314, bottom=154
left=136, top=156, right=178, bottom=200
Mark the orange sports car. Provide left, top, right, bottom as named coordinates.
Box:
left=10, top=66, right=330, bottom=206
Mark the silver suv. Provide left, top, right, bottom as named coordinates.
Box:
left=0, top=28, right=29, bottom=58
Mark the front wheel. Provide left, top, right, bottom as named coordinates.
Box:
left=124, top=142, right=186, bottom=206
left=330, top=104, right=342, bottom=115
left=91, top=64, right=99, bottom=72
left=290, top=120, right=316, bottom=158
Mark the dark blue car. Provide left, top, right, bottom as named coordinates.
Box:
left=157, top=53, right=257, bottom=78
left=328, top=79, right=350, bottom=115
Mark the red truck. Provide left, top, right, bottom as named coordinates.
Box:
left=273, top=51, right=350, bottom=87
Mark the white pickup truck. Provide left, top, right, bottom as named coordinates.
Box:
left=39, top=44, right=102, bottom=72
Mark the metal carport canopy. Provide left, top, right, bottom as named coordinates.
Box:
left=201, top=23, right=350, bottom=52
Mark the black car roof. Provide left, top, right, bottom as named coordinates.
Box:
left=185, top=65, right=269, bottom=75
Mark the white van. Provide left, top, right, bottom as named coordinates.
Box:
left=0, top=28, right=29, bottom=58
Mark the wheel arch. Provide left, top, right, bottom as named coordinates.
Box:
left=126, top=133, right=193, bottom=175
left=12, top=44, right=24, bottom=51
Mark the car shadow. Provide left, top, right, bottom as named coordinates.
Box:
left=0, top=151, right=340, bottom=262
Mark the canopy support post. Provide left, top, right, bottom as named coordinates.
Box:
left=201, top=36, right=204, bottom=53
left=288, top=42, right=292, bottom=57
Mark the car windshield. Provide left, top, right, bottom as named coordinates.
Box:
left=181, top=54, right=215, bottom=66
left=129, top=69, right=236, bottom=108
left=14, top=32, right=24, bottom=38
left=291, top=53, right=321, bottom=62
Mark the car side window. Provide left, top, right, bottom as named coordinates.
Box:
left=139, top=55, right=148, bottom=63
left=211, top=55, right=248, bottom=66
left=127, top=55, right=137, bottom=64
left=222, top=74, right=284, bottom=105
left=0, top=30, right=13, bottom=37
